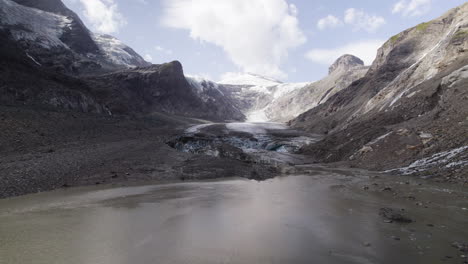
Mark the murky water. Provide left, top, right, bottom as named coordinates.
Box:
left=1, top=173, right=467, bottom=264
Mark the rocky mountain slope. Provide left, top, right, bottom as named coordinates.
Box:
left=290, top=3, right=468, bottom=181
left=211, top=55, right=368, bottom=122
left=2, top=0, right=149, bottom=74
left=264, top=55, right=369, bottom=122
left=0, top=0, right=243, bottom=121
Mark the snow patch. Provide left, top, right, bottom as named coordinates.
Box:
left=272, top=82, right=310, bottom=99
left=185, top=123, right=215, bottom=134
left=386, top=146, right=468, bottom=175
left=368, top=132, right=392, bottom=145
left=93, top=34, right=146, bottom=68
left=186, top=75, right=224, bottom=96
left=219, top=73, right=282, bottom=86
left=26, top=53, right=41, bottom=66
left=0, top=0, right=71, bottom=49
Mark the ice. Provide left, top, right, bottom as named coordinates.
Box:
left=93, top=34, right=146, bottom=68
left=246, top=108, right=269, bottom=122
left=386, top=146, right=468, bottom=175
left=219, top=72, right=282, bottom=86
left=0, top=0, right=71, bottom=49
left=185, top=123, right=215, bottom=134
left=226, top=122, right=287, bottom=135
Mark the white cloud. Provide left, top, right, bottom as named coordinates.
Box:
left=392, top=0, right=432, bottom=17
left=305, top=39, right=385, bottom=66
left=317, top=15, right=343, bottom=30
left=144, top=54, right=153, bottom=62
left=344, top=8, right=386, bottom=33
left=161, top=0, right=306, bottom=80
left=154, top=45, right=173, bottom=55
left=78, top=0, right=126, bottom=33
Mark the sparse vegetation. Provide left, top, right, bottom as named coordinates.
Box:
left=416, top=22, right=431, bottom=32
left=390, top=34, right=400, bottom=44
left=453, top=29, right=468, bottom=40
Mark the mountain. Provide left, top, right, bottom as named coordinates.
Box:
left=263, top=55, right=369, bottom=122
left=290, top=3, right=468, bottom=179
left=215, top=56, right=367, bottom=122
left=217, top=73, right=311, bottom=121
left=2, top=0, right=149, bottom=75
left=0, top=0, right=243, bottom=121
left=83, top=63, right=244, bottom=120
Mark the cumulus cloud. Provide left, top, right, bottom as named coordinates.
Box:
left=161, top=0, right=306, bottom=79
left=305, top=39, right=385, bottom=66
left=392, top=0, right=432, bottom=17
left=78, top=0, right=126, bottom=33
left=344, top=8, right=386, bottom=33
left=317, top=9, right=385, bottom=33
left=317, top=15, right=343, bottom=30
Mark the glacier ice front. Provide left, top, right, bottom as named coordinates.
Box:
left=168, top=122, right=321, bottom=166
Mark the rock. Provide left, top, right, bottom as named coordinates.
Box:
left=379, top=208, right=413, bottom=223
left=359, top=146, right=374, bottom=154
left=452, top=242, right=468, bottom=252
left=363, top=242, right=372, bottom=247
left=328, top=54, right=364, bottom=75
left=288, top=3, right=468, bottom=183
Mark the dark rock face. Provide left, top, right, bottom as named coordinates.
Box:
left=0, top=29, right=106, bottom=113
left=85, top=61, right=244, bottom=120
left=328, top=54, right=364, bottom=75
left=290, top=3, right=468, bottom=180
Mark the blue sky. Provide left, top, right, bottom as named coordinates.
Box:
left=63, top=0, right=466, bottom=82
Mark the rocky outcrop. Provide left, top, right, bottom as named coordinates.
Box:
left=85, top=61, right=244, bottom=120
left=328, top=54, right=364, bottom=75
left=290, top=3, right=468, bottom=181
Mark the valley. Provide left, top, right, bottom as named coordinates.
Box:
left=0, top=0, right=467, bottom=263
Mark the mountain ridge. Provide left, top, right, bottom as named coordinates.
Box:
left=290, top=3, right=468, bottom=179
left=0, top=0, right=244, bottom=121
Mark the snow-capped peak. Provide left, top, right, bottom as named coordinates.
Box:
left=92, top=33, right=148, bottom=68
left=219, top=72, right=282, bottom=87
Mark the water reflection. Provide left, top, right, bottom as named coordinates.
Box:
left=0, top=176, right=466, bottom=264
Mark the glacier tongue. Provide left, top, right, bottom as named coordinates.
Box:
left=219, top=72, right=282, bottom=86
